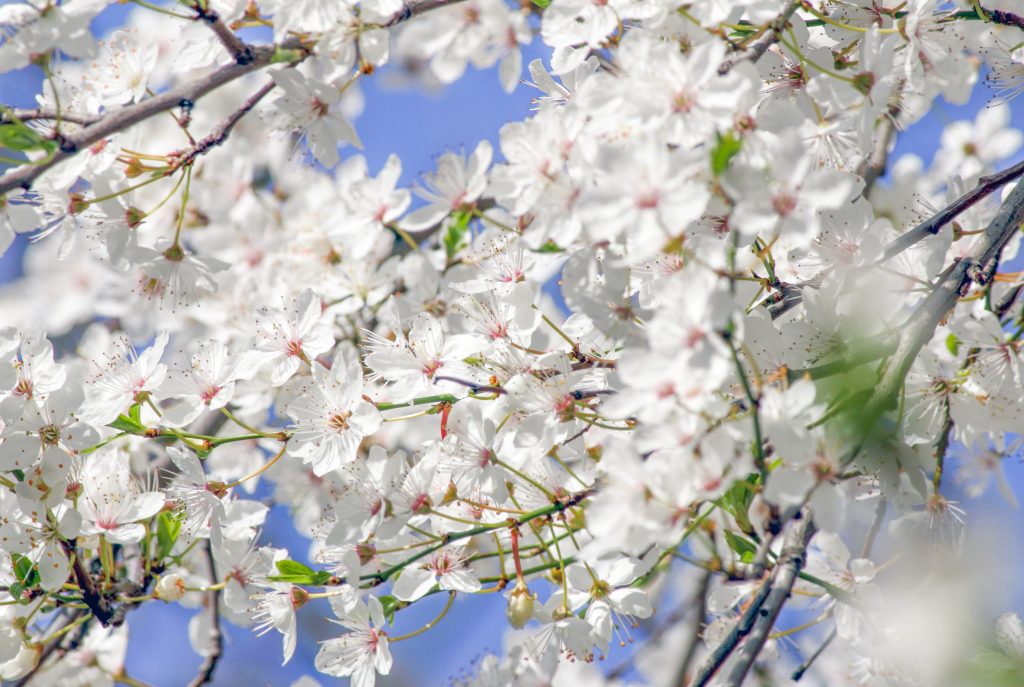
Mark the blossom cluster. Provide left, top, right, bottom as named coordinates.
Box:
left=1, top=0, right=1024, bottom=686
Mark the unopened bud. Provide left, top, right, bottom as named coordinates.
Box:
left=65, top=481, right=84, bottom=500
left=68, top=193, right=88, bottom=215
left=155, top=571, right=187, bottom=601
left=125, top=206, right=145, bottom=228
left=290, top=586, right=310, bottom=610
left=505, top=579, right=535, bottom=629
left=123, top=158, right=146, bottom=178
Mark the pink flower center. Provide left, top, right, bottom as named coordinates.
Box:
left=772, top=192, right=797, bottom=217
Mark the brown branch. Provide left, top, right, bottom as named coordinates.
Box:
left=68, top=546, right=118, bottom=627
left=188, top=1, right=255, bottom=65
left=385, top=0, right=473, bottom=25
left=880, top=158, right=1024, bottom=262
left=720, top=512, right=816, bottom=687
left=672, top=568, right=713, bottom=687
left=690, top=512, right=815, bottom=687
left=764, top=157, right=1024, bottom=319
left=858, top=177, right=1024, bottom=439
left=718, top=1, right=802, bottom=76
left=0, top=48, right=281, bottom=195
left=187, top=541, right=224, bottom=687
left=0, top=0, right=473, bottom=197
left=174, top=79, right=277, bottom=169
left=1, top=108, right=101, bottom=127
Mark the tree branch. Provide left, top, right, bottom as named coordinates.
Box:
left=720, top=512, right=816, bottom=687
left=860, top=177, right=1024, bottom=434
left=0, top=0, right=475, bottom=197
left=858, top=104, right=900, bottom=197
left=0, top=47, right=283, bottom=195
left=175, top=79, right=277, bottom=169
left=187, top=541, right=224, bottom=687
left=1, top=108, right=101, bottom=127
left=718, top=1, right=802, bottom=76
left=672, top=569, right=712, bottom=687
left=188, top=1, right=255, bottom=65
left=385, top=0, right=473, bottom=25
left=880, top=158, right=1024, bottom=263
left=690, top=512, right=815, bottom=687
left=69, top=546, right=118, bottom=627
left=763, top=157, right=1024, bottom=320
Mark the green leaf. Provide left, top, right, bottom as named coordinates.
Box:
left=0, top=122, right=55, bottom=154
left=108, top=412, right=147, bottom=434
left=270, top=48, right=305, bottom=64
left=156, top=511, right=182, bottom=561
left=710, top=131, right=743, bottom=176
left=443, top=211, right=471, bottom=261
left=9, top=554, right=39, bottom=601
left=716, top=476, right=757, bottom=534
left=267, top=559, right=331, bottom=585
left=945, top=333, right=960, bottom=356
left=379, top=594, right=401, bottom=625
left=12, top=553, right=38, bottom=587
left=724, top=531, right=758, bottom=562
left=534, top=240, right=564, bottom=253
left=531, top=0, right=551, bottom=7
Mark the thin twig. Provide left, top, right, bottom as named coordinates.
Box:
left=718, top=1, right=802, bottom=75
left=860, top=497, right=887, bottom=559
left=791, top=627, right=836, bottom=681
left=186, top=541, right=223, bottom=686
left=188, top=2, right=255, bottom=65
left=69, top=546, right=117, bottom=626
left=856, top=177, right=1024, bottom=452
left=672, top=569, right=713, bottom=687
left=1, top=108, right=100, bottom=126
left=175, top=79, right=276, bottom=169
left=385, top=0, right=474, bottom=25
left=0, top=0, right=475, bottom=196
left=858, top=105, right=900, bottom=196
left=880, top=158, right=1024, bottom=262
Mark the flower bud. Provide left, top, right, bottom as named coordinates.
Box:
left=155, top=571, right=187, bottom=602
left=505, top=579, right=535, bottom=629
left=290, top=586, right=310, bottom=610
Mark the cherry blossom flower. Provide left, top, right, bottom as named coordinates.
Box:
left=254, top=289, right=334, bottom=387
left=315, top=596, right=393, bottom=687
left=84, top=29, right=157, bottom=105
left=269, top=68, right=362, bottom=168
left=400, top=140, right=492, bottom=231
left=76, top=452, right=165, bottom=545
left=286, top=358, right=381, bottom=476
left=392, top=544, right=481, bottom=601
left=83, top=331, right=169, bottom=425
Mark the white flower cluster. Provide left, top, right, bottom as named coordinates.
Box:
left=1, top=0, right=1023, bottom=685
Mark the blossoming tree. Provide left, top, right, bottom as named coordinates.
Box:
left=1, top=0, right=1024, bottom=685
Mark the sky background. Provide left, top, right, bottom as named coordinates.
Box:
left=1, top=3, right=1024, bottom=685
